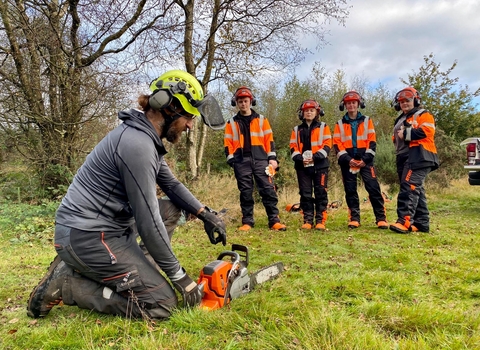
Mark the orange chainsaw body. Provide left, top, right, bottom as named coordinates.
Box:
left=198, top=244, right=249, bottom=310
left=198, top=259, right=232, bottom=310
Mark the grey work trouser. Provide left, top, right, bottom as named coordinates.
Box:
left=54, top=199, right=181, bottom=319
left=396, top=165, right=431, bottom=231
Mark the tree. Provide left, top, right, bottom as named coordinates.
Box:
left=0, top=0, right=178, bottom=194
left=401, top=53, right=480, bottom=141
left=0, top=0, right=352, bottom=194
left=164, top=0, right=350, bottom=177
left=363, top=83, right=398, bottom=137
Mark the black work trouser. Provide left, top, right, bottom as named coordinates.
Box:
left=54, top=199, right=181, bottom=319
left=296, top=167, right=329, bottom=225
left=396, top=152, right=409, bottom=184
left=233, top=156, right=280, bottom=227
left=340, top=163, right=386, bottom=223
left=396, top=165, right=431, bottom=231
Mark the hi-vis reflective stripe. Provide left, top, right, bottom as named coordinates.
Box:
left=230, top=115, right=266, bottom=142
left=290, top=126, right=301, bottom=158
left=412, top=109, right=425, bottom=123
left=405, top=109, right=427, bottom=142
left=337, top=116, right=370, bottom=142
left=412, top=109, right=435, bottom=129
left=290, top=123, right=328, bottom=159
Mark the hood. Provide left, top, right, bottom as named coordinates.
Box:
left=118, top=109, right=167, bottom=155
left=342, top=112, right=365, bottom=123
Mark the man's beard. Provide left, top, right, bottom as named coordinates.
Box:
left=160, top=118, right=185, bottom=144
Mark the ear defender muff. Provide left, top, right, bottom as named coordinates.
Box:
left=318, top=104, right=325, bottom=117
left=413, top=91, right=421, bottom=107
left=392, top=96, right=401, bottom=112
left=149, top=92, right=172, bottom=111
left=339, top=91, right=365, bottom=111
left=231, top=86, right=257, bottom=107
left=297, top=102, right=304, bottom=120
left=148, top=80, right=174, bottom=111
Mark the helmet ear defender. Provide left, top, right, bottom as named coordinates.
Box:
left=298, top=100, right=324, bottom=120
left=149, top=81, right=173, bottom=111
left=338, top=91, right=366, bottom=111
left=149, top=80, right=199, bottom=111
left=391, top=88, right=421, bottom=111
left=231, top=87, right=257, bottom=107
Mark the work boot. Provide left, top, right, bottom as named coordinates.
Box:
left=314, top=223, right=326, bottom=231
left=409, top=225, right=429, bottom=233
left=348, top=221, right=360, bottom=229
left=27, top=255, right=71, bottom=318
left=376, top=220, right=389, bottom=229
left=270, top=222, right=286, bottom=231
left=301, top=223, right=312, bottom=230
left=389, top=222, right=409, bottom=234
left=238, top=224, right=252, bottom=231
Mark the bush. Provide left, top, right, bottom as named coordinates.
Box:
left=374, top=133, right=399, bottom=190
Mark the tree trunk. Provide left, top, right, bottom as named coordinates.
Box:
left=186, top=120, right=198, bottom=178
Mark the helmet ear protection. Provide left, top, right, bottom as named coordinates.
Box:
left=148, top=70, right=204, bottom=116
left=339, top=91, right=365, bottom=111
left=297, top=100, right=324, bottom=120
left=149, top=80, right=199, bottom=111
left=391, top=87, right=421, bottom=111
left=231, top=86, right=257, bottom=107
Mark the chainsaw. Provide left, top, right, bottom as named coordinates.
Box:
left=197, top=244, right=284, bottom=310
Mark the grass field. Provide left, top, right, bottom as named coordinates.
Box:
left=0, top=176, right=479, bottom=349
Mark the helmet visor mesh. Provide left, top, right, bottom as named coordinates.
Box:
left=196, top=95, right=226, bottom=130
left=397, top=89, right=415, bottom=101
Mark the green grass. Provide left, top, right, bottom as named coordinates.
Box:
left=1, top=178, right=479, bottom=349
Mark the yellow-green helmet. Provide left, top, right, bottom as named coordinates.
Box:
left=149, top=70, right=204, bottom=116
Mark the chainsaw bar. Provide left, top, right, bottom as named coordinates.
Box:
left=249, top=262, right=284, bottom=290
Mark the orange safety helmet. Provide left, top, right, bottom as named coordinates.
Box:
left=339, top=90, right=365, bottom=111
left=297, top=99, right=325, bottom=120
left=231, top=86, right=257, bottom=106
left=392, top=87, right=421, bottom=111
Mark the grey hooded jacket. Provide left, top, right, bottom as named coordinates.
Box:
left=55, top=109, right=203, bottom=278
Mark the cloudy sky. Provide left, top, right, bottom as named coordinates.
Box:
left=297, top=0, right=479, bottom=105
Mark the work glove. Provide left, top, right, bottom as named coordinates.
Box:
left=171, top=269, right=204, bottom=308
left=265, top=164, right=276, bottom=177
left=349, top=159, right=362, bottom=174
left=227, top=158, right=235, bottom=168
left=197, top=207, right=227, bottom=246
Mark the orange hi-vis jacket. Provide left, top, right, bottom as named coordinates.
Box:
left=224, top=112, right=276, bottom=163
left=403, top=109, right=439, bottom=170
left=290, top=121, right=332, bottom=170
left=333, top=113, right=376, bottom=165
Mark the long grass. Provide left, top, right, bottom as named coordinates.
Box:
left=0, top=176, right=479, bottom=349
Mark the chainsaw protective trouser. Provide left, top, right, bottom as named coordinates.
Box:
left=233, top=156, right=281, bottom=227
left=296, top=167, right=329, bottom=225
left=340, top=163, right=386, bottom=223
left=53, top=199, right=182, bottom=319
left=395, top=165, right=431, bottom=231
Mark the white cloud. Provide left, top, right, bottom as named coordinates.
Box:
left=297, top=0, right=480, bottom=105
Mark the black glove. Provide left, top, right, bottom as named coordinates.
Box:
left=171, top=270, right=204, bottom=308
left=227, top=158, right=235, bottom=168
left=197, top=207, right=227, bottom=246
